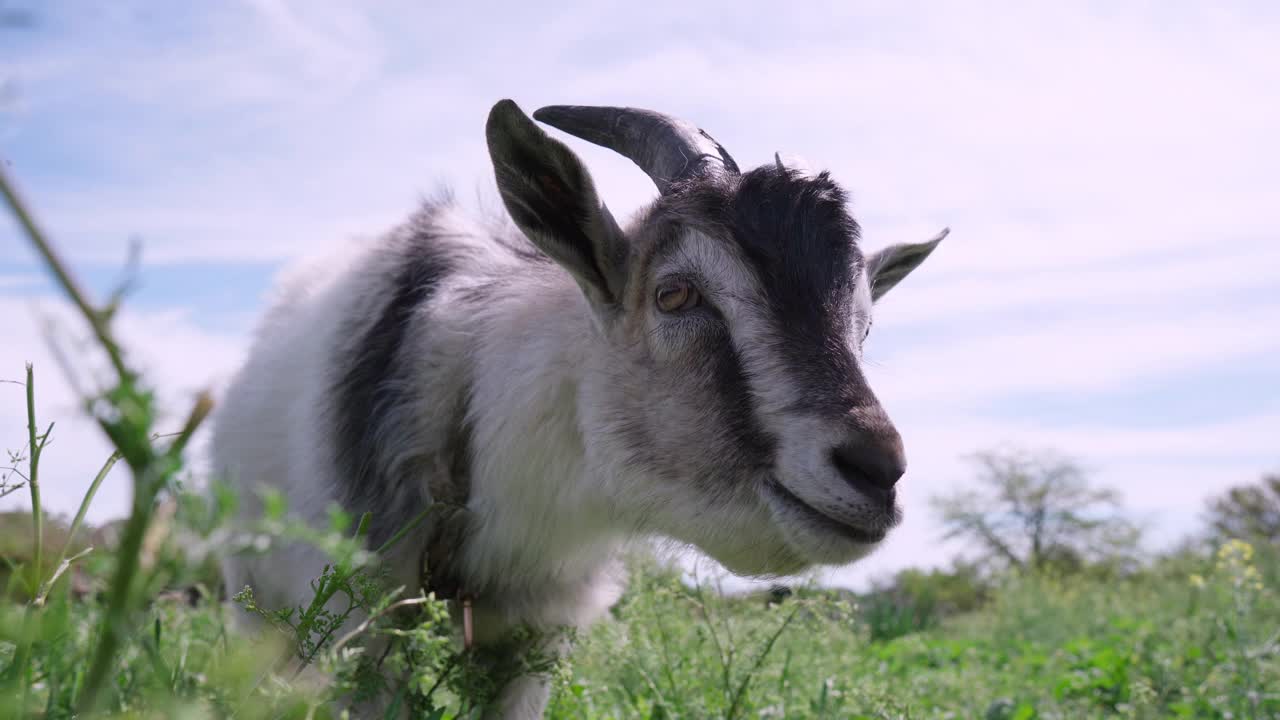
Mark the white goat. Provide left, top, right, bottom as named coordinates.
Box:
left=213, top=99, right=947, bottom=718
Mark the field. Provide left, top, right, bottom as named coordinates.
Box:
left=554, top=548, right=1280, bottom=718
left=1, top=508, right=1277, bottom=719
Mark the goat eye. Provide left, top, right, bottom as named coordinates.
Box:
left=655, top=280, right=700, bottom=313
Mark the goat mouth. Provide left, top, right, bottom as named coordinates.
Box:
left=764, top=479, right=890, bottom=545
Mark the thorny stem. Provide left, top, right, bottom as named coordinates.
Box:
left=9, top=364, right=49, bottom=710
left=79, top=393, right=211, bottom=713
left=3, top=164, right=220, bottom=712
left=79, top=477, right=154, bottom=710
left=24, top=363, right=43, bottom=591
left=0, top=167, right=130, bottom=382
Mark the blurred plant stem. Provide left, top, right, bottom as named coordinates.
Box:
left=1, top=164, right=214, bottom=714
left=24, top=364, right=43, bottom=598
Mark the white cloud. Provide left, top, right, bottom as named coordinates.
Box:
left=6, top=1, right=1276, bottom=268
left=867, top=300, right=1280, bottom=404
left=873, top=241, right=1280, bottom=327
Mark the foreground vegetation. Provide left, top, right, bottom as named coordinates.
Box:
left=1, top=508, right=1277, bottom=718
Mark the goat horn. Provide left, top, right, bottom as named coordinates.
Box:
left=532, top=105, right=739, bottom=194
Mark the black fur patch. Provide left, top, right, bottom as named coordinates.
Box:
left=731, top=167, right=863, bottom=411
left=330, top=213, right=461, bottom=549
left=705, top=324, right=779, bottom=472
left=676, top=166, right=866, bottom=414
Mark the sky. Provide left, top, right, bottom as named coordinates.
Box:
left=1, top=1, right=1277, bottom=591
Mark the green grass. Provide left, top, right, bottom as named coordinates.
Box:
left=547, top=547, right=1280, bottom=719
left=0, top=524, right=1276, bottom=718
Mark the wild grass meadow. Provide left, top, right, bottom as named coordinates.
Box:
left=2, top=148, right=1278, bottom=719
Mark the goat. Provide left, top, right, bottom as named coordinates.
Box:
left=212, top=99, right=947, bottom=718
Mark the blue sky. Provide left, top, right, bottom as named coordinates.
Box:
left=2, top=1, right=1277, bottom=588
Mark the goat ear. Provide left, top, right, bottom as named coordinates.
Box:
left=865, top=227, right=949, bottom=302
left=486, top=99, right=628, bottom=308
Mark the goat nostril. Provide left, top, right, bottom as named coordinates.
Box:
left=830, top=442, right=906, bottom=494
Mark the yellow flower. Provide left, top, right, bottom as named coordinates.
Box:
left=1188, top=574, right=1206, bottom=589
left=1217, top=538, right=1255, bottom=565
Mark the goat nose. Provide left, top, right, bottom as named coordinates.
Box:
left=829, top=434, right=906, bottom=496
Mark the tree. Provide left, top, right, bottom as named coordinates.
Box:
left=930, top=448, right=1141, bottom=573
left=1204, top=473, right=1280, bottom=544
